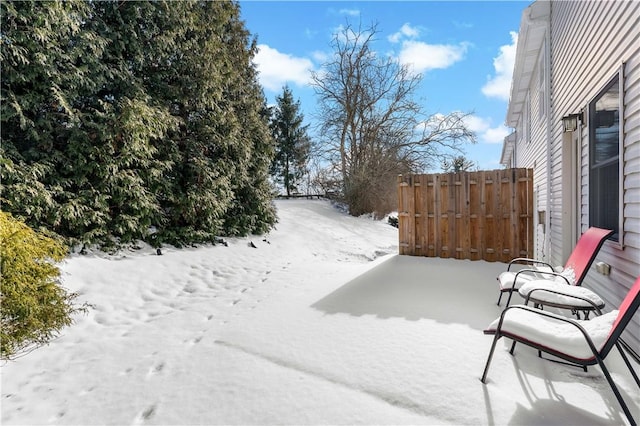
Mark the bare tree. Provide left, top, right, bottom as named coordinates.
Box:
left=311, top=22, right=476, bottom=217
left=442, top=155, right=477, bottom=173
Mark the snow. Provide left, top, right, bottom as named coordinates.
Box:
left=2, top=199, right=639, bottom=425
left=518, top=279, right=605, bottom=308
left=485, top=308, right=618, bottom=360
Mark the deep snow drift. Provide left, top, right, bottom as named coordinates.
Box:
left=2, top=199, right=639, bottom=425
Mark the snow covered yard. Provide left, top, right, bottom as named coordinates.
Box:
left=2, top=199, right=639, bottom=425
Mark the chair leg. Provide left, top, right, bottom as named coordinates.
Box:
left=497, top=291, right=503, bottom=306
left=617, top=342, right=640, bottom=389
left=481, top=334, right=501, bottom=383
left=597, top=357, right=637, bottom=426
left=505, top=290, right=514, bottom=307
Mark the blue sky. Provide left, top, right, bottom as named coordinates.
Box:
left=239, top=1, right=528, bottom=171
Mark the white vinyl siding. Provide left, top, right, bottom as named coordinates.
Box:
left=538, top=42, right=546, bottom=121
left=513, top=44, right=549, bottom=260
left=505, top=1, right=640, bottom=353
left=549, top=0, right=640, bottom=353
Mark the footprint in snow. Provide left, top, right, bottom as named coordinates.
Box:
left=185, top=335, right=203, bottom=345
left=147, top=362, right=164, bottom=378
left=132, top=404, right=157, bottom=425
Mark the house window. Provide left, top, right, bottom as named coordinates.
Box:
left=589, top=73, right=621, bottom=242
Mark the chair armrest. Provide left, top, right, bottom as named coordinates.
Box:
left=509, top=269, right=567, bottom=292
left=516, top=269, right=572, bottom=286
left=507, top=258, right=554, bottom=271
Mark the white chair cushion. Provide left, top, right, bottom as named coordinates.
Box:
left=498, top=271, right=534, bottom=290
left=498, top=267, right=575, bottom=291
left=518, top=279, right=604, bottom=308
left=485, top=309, right=618, bottom=360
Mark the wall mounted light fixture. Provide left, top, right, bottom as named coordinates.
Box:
left=562, top=112, right=583, bottom=133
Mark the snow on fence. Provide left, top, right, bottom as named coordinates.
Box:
left=397, top=169, right=533, bottom=262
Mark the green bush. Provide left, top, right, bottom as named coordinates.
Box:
left=1, top=211, right=85, bottom=360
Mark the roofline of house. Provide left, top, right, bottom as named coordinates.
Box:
left=505, top=1, right=550, bottom=127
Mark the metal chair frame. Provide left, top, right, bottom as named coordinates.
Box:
left=496, top=227, right=614, bottom=307
left=482, top=277, right=640, bottom=426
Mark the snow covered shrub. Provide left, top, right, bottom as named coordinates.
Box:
left=1, top=211, right=85, bottom=360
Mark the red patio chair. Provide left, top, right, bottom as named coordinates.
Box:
left=481, top=276, right=640, bottom=426
left=496, top=227, right=614, bottom=307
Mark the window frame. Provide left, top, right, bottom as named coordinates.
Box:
left=587, top=65, right=624, bottom=247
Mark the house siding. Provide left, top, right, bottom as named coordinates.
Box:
left=530, top=55, right=550, bottom=261
left=513, top=34, right=549, bottom=261
left=551, top=0, right=640, bottom=353
left=506, top=0, right=640, bottom=352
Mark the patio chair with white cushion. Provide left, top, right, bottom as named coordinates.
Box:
left=481, top=276, right=640, bottom=426
left=496, top=227, right=614, bottom=307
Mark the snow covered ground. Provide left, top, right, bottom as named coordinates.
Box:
left=2, top=199, right=639, bottom=425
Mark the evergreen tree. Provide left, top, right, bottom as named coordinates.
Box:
left=1, top=0, right=108, bottom=243
left=2, top=0, right=276, bottom=249
left=269, top=86, right=311, bottom=197
left=140, top=1, right=273, bottom=244
left=224, top=95, right=277, bottom=236
left=1, top=212, right=86, bottom=360
left=1, top=1, right=175, bottom=248
left=221, top=35, right=277, bottom=235
left=68, top=1, right=177, bottom=247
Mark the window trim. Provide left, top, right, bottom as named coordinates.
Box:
left=587, top=64, right=624, bottom=248
left=616, top=64, right=625, bottom=249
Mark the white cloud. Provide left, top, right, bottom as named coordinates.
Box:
left=482, top=31, right=518, bottom=101
left=388, top=23, right=420, bottom=44
left=253, top=44, right=315, bottom=92
left=338, top=8, right=360, bottom=16
left=304, top=28, right=318, bottom=39
left=465, top=115, right=510, bottom=144
left=398, top=40, right=468, bottom=74
left=452, top=20, right=473, bottom=30
left=312, top=50, right=329, bottom=63
left=483, top=126, right=511, bottom=143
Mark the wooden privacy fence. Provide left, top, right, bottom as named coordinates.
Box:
left=397, top=169, right=533, bottom=262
